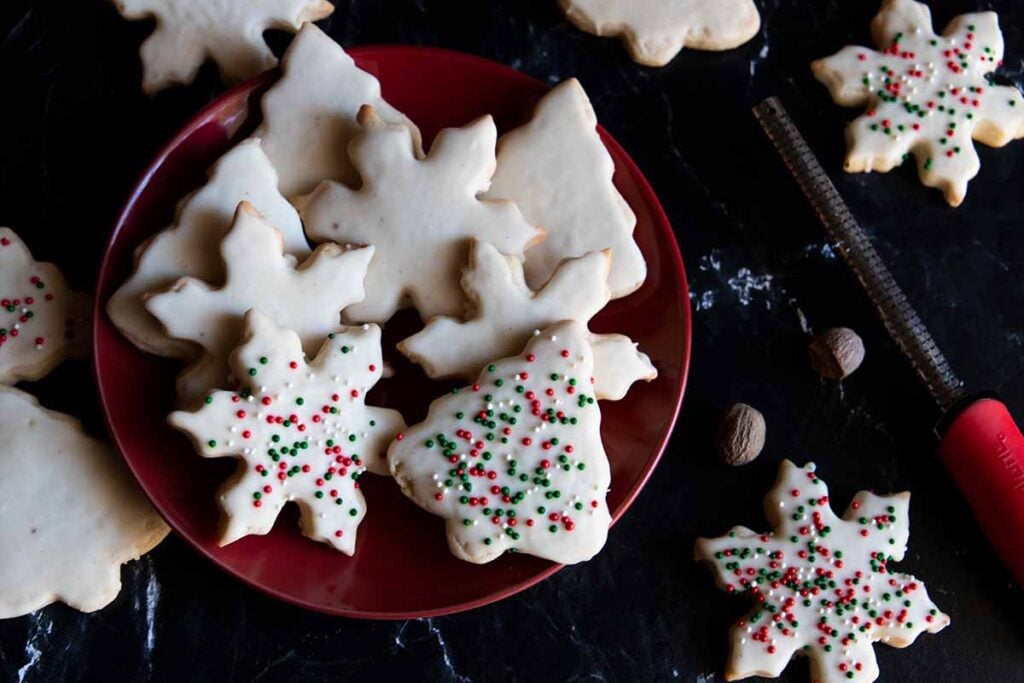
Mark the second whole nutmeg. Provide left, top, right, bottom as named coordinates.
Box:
left=716, top=403, right=766, bottom=467
left=809, top=327, right=865, bottom=380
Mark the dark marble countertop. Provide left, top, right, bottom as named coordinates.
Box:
left=2, top=0, right=1024, bottom=680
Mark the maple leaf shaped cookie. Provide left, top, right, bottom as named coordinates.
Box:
left=812, top=0, right=1024, bottom=206
left=302, top=106, right=543, bottom=324
left=486, top=79, right=646, bottom=299
left=254, top=24, right=422, bottom=198
left=145, top=202, right=373, bottom=406
left=559, top=0, right=761, bottom=67
left=696, top=460, right=950, bottom=683
left=111, top=0, right=334, bottom=94
left=398, top=241, right=655, bottom=401
left=0, top=387, right=168, bottom=618
left=170, top=311, right=404, bottom=552
left=108, top=139, right=308, bottom=359
left=0, top=228, right=89, bottom=384
left=388, top=321, right=612, bottom=565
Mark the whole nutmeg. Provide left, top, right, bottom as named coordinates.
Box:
left=809, top=327, right=865, bottom=380
left=716, top=403, right=766, bottom=467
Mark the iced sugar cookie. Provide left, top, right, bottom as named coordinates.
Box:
left=486, top=79, right=646, bottom=299
left=0, top=387, right=168, bottom=618
left=111, top=0, right=334, bottom=93
left=388, top=321, right=612, bottom=565
left=0, top=228, right=87, bottom=384
left=398, top=241, right=655, bottom=401
left=695, top=460, right=950, bottom=683
left=302, top=106, right=543, bottom=323
left=145, top=202, right=372, bottom=406
left=559, top=0, right=761, bottom=66
left=255, top=24, right=422, bottom=198
left=170, top=311, right=404, bottom=552
left=812, top=0, right=1024, bottom=206
left=107, top=139, right=307, bottom=359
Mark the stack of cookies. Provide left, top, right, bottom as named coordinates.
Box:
left=107, top=25, right=656, bottom=566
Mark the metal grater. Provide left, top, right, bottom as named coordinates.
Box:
left=753, top=97, right=965, bottom=412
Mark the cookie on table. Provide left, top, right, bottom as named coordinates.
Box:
left=108, top=139, right=307, bottom=359
left=695, top=460, right=950, bottom=683
left=144, top=202, right=373, bottom=406
left=388, top=321, right=612, bottom=565
left=0, top=228, right=89, bottom=384
left=170, top=311, right=403, bottom=552
left=398, top=241, right=655, bottom=401
left=0, top=386, right=169, bottom=618
left=812, top=0, right=1024, bottom=207
left=302, top=105, right=543, bottom=324
left=486, top=79, right=646, bottom=299
left=559, top=0, right=761, bottom=67
left=255, top=24, right=423, bottom=199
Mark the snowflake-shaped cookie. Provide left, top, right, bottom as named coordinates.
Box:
left=695, top=460, right=950, bottom=683
left=0, top=228, right=88, bottom=384
left=254, top=24, right=422, bottom=198
left=171, top=311, right=403, bottom=553
left=398, top=241, right=655, bottom=401
left=145, top=202, right=372, bottom=406
left=302, top=106, right=543, bottom=324
left=812, top=0, right=1024, bottom=206
left=112, top=0, right=334, bottom=93
left=388, top=321, right=612, bottom=565
left=486, top=79, right=647, bottom=298
left=0, top=387, right=168, bottom=618
left=559, top=0, right=761, bottom=67
left=108, top=138, right=307, bottom=359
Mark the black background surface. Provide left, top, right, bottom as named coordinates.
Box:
left=2, top=1, right=1024, bottom=681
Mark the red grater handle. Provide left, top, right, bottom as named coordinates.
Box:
left=938, top=398, right=1024, bottom=586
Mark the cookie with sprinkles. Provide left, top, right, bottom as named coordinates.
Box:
left=0, top=228, right=87, bottom=384
left=144, top=202, right=373, bottom=406
left=388, top=321, right=611, bottom=565
left=170, top=310, right=404, bottom=552
left=398, top=241, right=656, bottom=401
left=812, top=0, right=1024, bottom=206
left=695, top=460, right=950, bottom=683
left=301, top=105, right=543, bottom=324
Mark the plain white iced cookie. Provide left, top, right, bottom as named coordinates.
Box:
left=695, top=460, right=950, bottom=683
left=388, top=321, right=612, bottom=565
left=170, top=311, right=404, bottom=552
left=107, top=139, right=307, bottom=359
left=254, top=24, right=423, bottom=198
left=559, top=0, right=761, bottom=66
left=486, top=79, right=646, bottom=299
left=111, top=0, right=334, bottom=93
left=812, top=0, right=1024, bottom=206
left=0, top=228, right=88, bottom=384
left=144, top=202, right=373, bottom=406
left=0, top=386, right=169, bottom=618
left=302, top=106, right=543, bottom=324
left=398, top=241, right=655, bottom=401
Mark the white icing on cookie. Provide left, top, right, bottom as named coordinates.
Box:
left=812, top=0, right=1024, bottom=206
left=388, top=321, right=611, bottom=565
left=695, top=460, right=950, bottom=683
left=398, top=241, right=655, bottom=401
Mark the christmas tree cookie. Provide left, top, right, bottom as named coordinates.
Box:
left=812, top=0, right=1024, bottom=206
left=398, top=241, right=655, bottom=401
left=695, top=460, right=950, bottom=683
left=388, top=321, right=612, bottom=565
left=0, top=386, right=168, bottom=618
left=108, top=139, right=307, bottom=359
left=111, top=0, right=334, bottom=93
left=0, top=228, right=88, bottom=384
left=144, top=202, right=373, bottom=406
left=170, top=311, right=404, bottom=553
left=302, top=106, right=543, bottom=324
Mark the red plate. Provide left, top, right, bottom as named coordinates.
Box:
left=94, top=46, right=691, bottom=618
